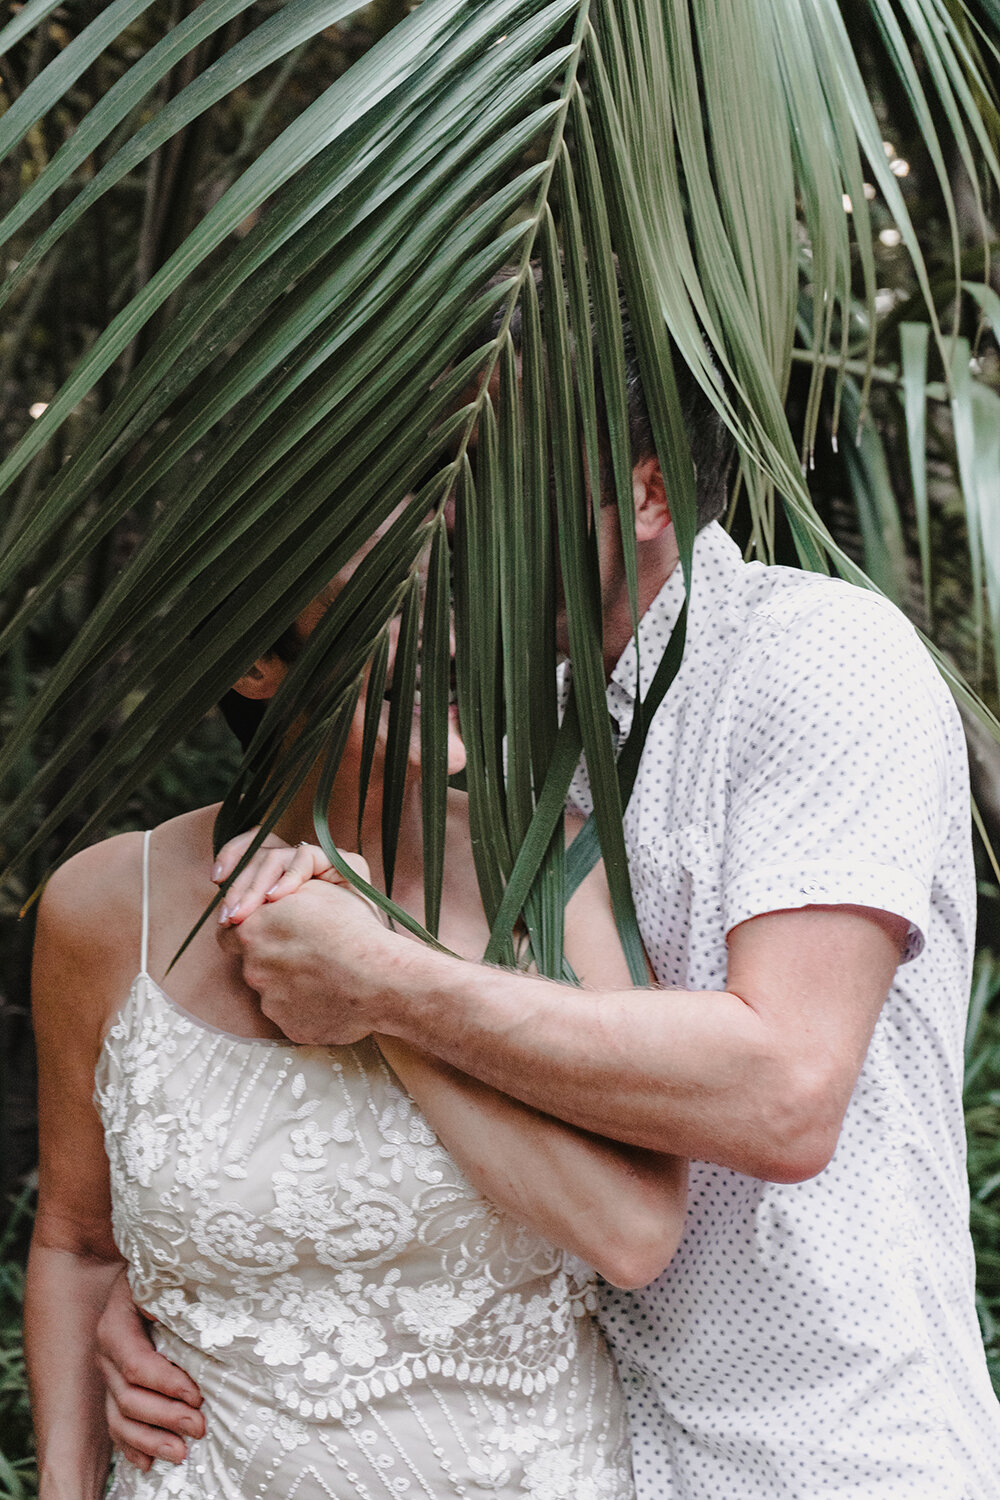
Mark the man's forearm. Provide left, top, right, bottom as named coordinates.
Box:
left=371, top=937, right=803, bottom=1180
left=239, top=890, right=900, bottom=1182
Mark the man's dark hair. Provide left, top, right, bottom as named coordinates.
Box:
left=485, top=262, right=735, bottom=531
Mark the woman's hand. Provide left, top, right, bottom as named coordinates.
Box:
left=213, top=829, right=376, bottom=927
left=214, top=833, right=389, bottom=1045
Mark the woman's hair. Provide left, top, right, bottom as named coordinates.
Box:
left=216, top=622, right=303, bottom=750
left=218, top=688, right=267, bottom=751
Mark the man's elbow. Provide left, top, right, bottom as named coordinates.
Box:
left=749, top=1134, right=836, bottom=1186
left=745, top=1063, right=847, bottom=1184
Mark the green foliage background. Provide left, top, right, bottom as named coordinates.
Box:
left=2, top=1, right=1000, bottom=1493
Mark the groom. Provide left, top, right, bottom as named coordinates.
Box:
left=98, top=291, right=1000, bottom=1493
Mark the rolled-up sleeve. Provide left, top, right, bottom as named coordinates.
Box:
left=721, top=586, right=952, bottom=963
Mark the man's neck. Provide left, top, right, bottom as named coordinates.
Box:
left=601, top=527, right=681, bottom=681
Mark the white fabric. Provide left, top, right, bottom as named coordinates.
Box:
left=95, top=970, right=635, bottom=1499
left=563, top=523, right=1000, bottom=1497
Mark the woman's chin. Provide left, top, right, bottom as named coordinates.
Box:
left=404, top=704, right=466, bottom=777
left=446, top=704, right=467, bottom=775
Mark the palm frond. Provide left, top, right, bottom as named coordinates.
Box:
left=2, top=0, right=1000, bottom=966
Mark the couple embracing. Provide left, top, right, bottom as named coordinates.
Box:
left=26, top=294, right=1000, bottom=1498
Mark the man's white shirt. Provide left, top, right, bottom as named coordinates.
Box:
left=564, top=522, right=1000, bottom=1497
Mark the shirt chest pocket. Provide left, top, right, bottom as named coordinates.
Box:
left=629, top=822, right=725, bottom=988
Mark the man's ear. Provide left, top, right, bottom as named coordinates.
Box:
left=632, top=456, right=672, bottom=541
left=231, top=653, right=287, bottom=701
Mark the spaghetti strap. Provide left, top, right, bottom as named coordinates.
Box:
left=140, top=829, right=152, bottom=976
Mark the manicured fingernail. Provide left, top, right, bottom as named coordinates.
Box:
left=160, top=1442, right=183, bottom=1461
left=266, top=882, right=280, bottom=896
left=211, top=862, right=222, bottom=881
left=218, top=905, right=230, bottom=924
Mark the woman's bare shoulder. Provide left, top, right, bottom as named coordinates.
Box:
left=31, top=833, right=146, bottom=1046
left=37, top=805, right=219, bottom=959
left=39, top=830, right=144, bottom=934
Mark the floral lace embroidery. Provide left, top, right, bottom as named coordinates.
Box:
left=96, top=976, right=634, bottom=1500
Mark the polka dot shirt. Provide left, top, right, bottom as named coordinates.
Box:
left=565, top=523, right=1000, bottom=1497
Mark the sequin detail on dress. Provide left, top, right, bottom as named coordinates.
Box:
left=94, top=967, right=634, bottom=1500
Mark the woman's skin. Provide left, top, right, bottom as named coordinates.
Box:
left=26, top=599, right=688, bottom=1498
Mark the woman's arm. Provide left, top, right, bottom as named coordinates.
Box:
left=26, top=842, right=144, bottom=1498
left=378, top=822, right=686, bottom=1286
left=374, top=1036, right=685, bottom=1287
left=26, top=1242, right=124, bottom=1500
left=218, top=828, right=688, bottom=1287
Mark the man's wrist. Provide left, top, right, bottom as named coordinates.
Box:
left=372, top=934, right=473, bottom=1047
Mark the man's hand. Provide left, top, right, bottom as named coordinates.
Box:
left=215, top=836, right=393, bottom=1045
left=96, top=1269, right=204, bottom=1470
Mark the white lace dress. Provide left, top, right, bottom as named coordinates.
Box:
left=94, top=841, right=635, bottom=1500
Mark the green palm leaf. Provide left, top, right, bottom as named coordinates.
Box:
left=2, top=0, right=1000, bottom=976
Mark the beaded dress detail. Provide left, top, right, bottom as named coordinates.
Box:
left=94, top=832, right=634, bottom=1500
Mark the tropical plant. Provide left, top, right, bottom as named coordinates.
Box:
left=1, top=0, right=1000, bottom=971
left=966, top=949, right=1000, bottom=1394
left=2, top=3, right=1000, bottom=1484
left=0, top=1187, right=36, bottom=1500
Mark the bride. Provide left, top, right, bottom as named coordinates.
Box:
left=25, top=566, right=687, bottom=1500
